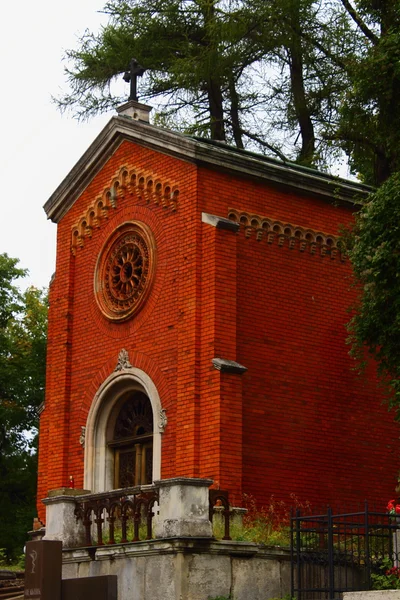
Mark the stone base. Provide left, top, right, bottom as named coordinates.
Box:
left=62, top=539, right=291, bottom=600
left=344, top=593, right=400, bottom=600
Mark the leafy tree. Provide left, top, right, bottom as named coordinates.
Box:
left=0, top=254, right=47, bottom=561
left=58, top=0, right=261, bottom=144
left=347, top=174, right=400, bottom=420
left=331, top=0, right=400, bottom=185
left=56, top=0, right=355, bottom=165
left=56, top=0, right=400, bottom=179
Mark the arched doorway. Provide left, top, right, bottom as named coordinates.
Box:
left=84, top=368, right=164, bottom=493
left=108, top=391, right=153, bottom=488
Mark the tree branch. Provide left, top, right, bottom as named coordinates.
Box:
left=239, top=127, right=289, bottom=162
left=339, top=0, right=379, bottom=44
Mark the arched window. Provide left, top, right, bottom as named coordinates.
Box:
left=107, top=391, right=153, bottom=488
left=84, top=368, right=163, bottom=493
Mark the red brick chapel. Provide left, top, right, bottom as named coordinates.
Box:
left=37, top=100, right=399, bottom=523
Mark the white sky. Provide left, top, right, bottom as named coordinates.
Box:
left=0, top=0, right=114, bottom=290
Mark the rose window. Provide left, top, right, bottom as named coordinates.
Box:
left=95, top=222, right=156, bottom=322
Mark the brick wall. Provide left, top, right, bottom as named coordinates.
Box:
left=198, top=166, right=399, bottom=509
left=37, top=139, right=399, bottom=520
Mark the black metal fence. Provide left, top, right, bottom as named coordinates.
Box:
left=291, top=503, right=400, bottom=600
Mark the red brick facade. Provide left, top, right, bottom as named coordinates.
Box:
left=37, top=116, right=399, bottom=522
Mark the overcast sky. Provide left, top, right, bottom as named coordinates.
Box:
left=0, top=0, right=115, bottom=290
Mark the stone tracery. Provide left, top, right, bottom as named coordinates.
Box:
left=94, top=221, right=156, bottom=322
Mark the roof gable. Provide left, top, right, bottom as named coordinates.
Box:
left=44, top=115, right=371, bottom=223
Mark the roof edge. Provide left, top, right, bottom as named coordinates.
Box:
left=44, top=116, right=371, bottom=223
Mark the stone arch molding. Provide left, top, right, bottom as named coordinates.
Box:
left=84, top=357, right=166, bottom=493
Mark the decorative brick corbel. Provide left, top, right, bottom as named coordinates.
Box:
left=212, top=358, right=247, bottom=374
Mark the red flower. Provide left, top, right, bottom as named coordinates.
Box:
left=395, top=505, right=400, bottom=514
left=388, top=500, right=395, bottom=511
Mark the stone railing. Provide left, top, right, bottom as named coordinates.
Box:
left=43, top=478, right=233, bottom=548
left=74, top=485, right=159, bottom=546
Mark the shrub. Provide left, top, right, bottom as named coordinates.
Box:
left=213, top=493, right=311, bottom=546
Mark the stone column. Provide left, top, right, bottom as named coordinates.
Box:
left=42, top=488, right=90, bottom=548
left=154, top=477, right=213, bottom=538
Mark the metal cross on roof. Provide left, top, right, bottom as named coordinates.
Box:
left=123, top=58, right=146, bottom=102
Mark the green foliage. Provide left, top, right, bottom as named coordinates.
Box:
left=95, top=521, right=149, bottom=544
left=57, top=0, right=400, bottom=182
left=371, top=558, right=400, bottom=590
left=336, top=2, right=400, bottom=185
left=212, top=494, right=310, bottom=546
left=56, top=0, right=358, bottom=167
left=347, top=174, right=400, bottom=419
left=0, top=548, right=25, bottom=570
left=0, top=254, right=48, bottom=561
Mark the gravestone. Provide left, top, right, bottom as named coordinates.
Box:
left=24, top=539, right=62, bottom=600
left=62, top=575, right=117, bottom=600
left=24, top=539, right=117, bottom=600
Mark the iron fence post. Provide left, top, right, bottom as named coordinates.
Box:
left=364, top=500, right=371, bottom=589
left=291, top=508, right=294, bottom=600
left=327, top=507, right=335, bottom=599
left=295, top=508, right=302, bottom=600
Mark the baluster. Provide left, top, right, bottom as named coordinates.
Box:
left=108, top=514, right=116, bottom=545
left=95, top=507, right=104, bottom=545
left=121, top=508, right=128, bottom=543
left=146, top=501, right=153, bottom=540
left=133, top=497, right=140, bottom=542
left=223, top=504, right=231, bottom=541
left=83, top=506, right=93, bottom=546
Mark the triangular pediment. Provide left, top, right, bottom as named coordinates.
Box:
left=44, top=116, right=197, bottom=223
left=44, top=115, right=371, bottom=223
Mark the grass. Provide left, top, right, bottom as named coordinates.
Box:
left=212, top=493, right=311, bottom=547
left=92, top=520, right=150, bottom=545
left=0, top=549, right=25, bottom=571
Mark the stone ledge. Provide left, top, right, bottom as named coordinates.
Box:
left=45, top=115, right=370, bottom=223
left=212, top=358, right=247, bottom=374
left=344, top=593, right=400, bottom=600
left=43, top=488, right=91, bottom=504
left=155, top=477, right=213, bottom=488
left=202, top=212, right=240, bottom=232
left=62, top=538, right=286, bottom=560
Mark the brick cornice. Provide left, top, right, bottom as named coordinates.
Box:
left=71, top=163, right=179, bottom=255
left=228, top=208, right=345, bottom=260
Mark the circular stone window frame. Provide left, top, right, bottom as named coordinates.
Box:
left=94, top=221, right=157, bottom=323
